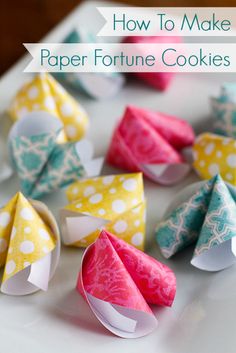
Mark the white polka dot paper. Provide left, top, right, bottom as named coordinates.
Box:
left=193, top=132, right=236, bottom=185
left=8, top=73, right=89, bottom=142
left=60, top=173, right=146, bottom=250
left=0, top=192, right=60, bottom=295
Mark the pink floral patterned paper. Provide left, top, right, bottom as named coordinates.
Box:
left=77, top=230, right=176, bottom=338
left=106, top=105, right=195, bottom=184
left=123, top=36, right=181, bottom=91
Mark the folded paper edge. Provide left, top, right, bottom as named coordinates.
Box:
left=77, top=235, right=158, bottom=338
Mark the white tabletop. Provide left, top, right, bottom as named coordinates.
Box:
left=0, top=1, right=236, bottom=352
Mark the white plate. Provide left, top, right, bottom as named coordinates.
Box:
left=0, top=1, right=236, bottom=352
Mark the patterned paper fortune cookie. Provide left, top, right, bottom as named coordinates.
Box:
left=77, top=230, right=176, bottom=338
left=8, top=112, right=103, bottom=199
left=61, top=173, right=145, bottom=250
left=8, top=72, right=89, bottom=141
left=156, top=175, right=236, bottom=271
left=123, top=36, right=181, bottom=91
left=212, top=82, right=236, bottom=138
left=0, top=192, right=60, bottom=295
left=193, top=132, right=236, bottom=186
left=54, top=29, right=125, bottom=99
left=107, top=105, right=195, bottom=185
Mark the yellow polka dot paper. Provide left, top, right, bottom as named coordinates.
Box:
left=0, top=192, right=60, bottom=295
left=8, top=73, right=89, bottom=141
left=61, top=173, right=146, bottom=250
left=193, top=133, right=236, bottom=184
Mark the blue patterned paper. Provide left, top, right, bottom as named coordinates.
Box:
left=53, top=29, right=124, bottom=99
left=31, top=143, right=85, bottom=199
left=194, top=178, right=236, bottom=256
left=212, top=83, right=236, bottom=138
left=156, top=175, right=236, bottom=259
left=10, top=129, right=86, bottom=199
left=53, top=30, right=94, bottom=94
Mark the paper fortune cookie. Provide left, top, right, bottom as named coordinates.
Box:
left=54, top=29, right=125, bottom=99
left=61, top=173, right=145, bottom=250
left=0, top=192, right=60, bottom=295
left=107, top=105, right=195, bottom=184
left=8, top=112, right=103, bottom=199
left=8, top=73, right=89, bottom=141
left=123, top=36, right=181, bottom=91
left=77, top=230, right=176, bottom=338
left=156, top=175, right=236, bottom=271
left=193, top=132, right=236, bottom=185
left=212, top=82, right=236, bottom=138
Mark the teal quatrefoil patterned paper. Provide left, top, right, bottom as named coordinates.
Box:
left=156, top=174, right=236, bottom=271
left=10, top=130, right=86, bottom=199
left=9, top=113, right=97, bottom=199
left=53, top=29, right=124, bottom=99
left=212, top=83, right=236, bottom=138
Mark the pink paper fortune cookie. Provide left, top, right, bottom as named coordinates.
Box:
left=123, top=36, right=181, bottom=91
left=77, top=230, right=176, bottom=338
left=106, top=105, right=195, bottom=185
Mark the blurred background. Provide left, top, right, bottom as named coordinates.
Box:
left=0, top=0, right=234, bottom=75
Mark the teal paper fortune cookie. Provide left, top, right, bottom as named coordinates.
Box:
left=54, top=29, right=125, bottom=99
left=8, top=111, right=103, bottom=199
left=156, top=175, right=236, bottom=271
left=212, top=83, right=236, bottom=138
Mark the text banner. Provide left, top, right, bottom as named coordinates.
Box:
left=97, top=7, right=236, bottom=36
left=24, top=43, right=236, bottom=73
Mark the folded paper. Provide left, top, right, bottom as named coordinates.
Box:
left=212, top=83, right=236, bottom=138
left=0, top=192, right=60, bottom=295
left=77, top=230, right=176, bottom=338
left=193, top=132, right=236, bottom=185
left=54, top=29, right=125, bottom=99
left=8, top=112, right=103, bottom=199
left=107, top=105, right=195, bottom=184
left=123, top=36, right=180, bottom=91
left=156, top=175, right=236, bottom=271
left=8, top=73, right=89, bottom=141
left=61, top=173, right=145, bottom=250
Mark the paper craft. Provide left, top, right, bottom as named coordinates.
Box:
left=107, top=105, right=195, bottom=184
left=0, top=192, right=60, bottom=295
left=193, top=132, right=236, bottom=185
left=212, top=83, right=236, bottom=138
left=61, top=173, right=145, bottom=250
left=54, top=29, right=125, bottom=99
left=77, top=230, right=176, bottom=338
left=8, top=112, right=103, bottom=199
left=156, top=174, right=236, bottom=271
left=8, top=72, right=89, bottom=141
left=123, top=36, right=180, bottom=91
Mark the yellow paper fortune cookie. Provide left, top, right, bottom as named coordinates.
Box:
left=60, top=173, right=146, bottom=250
left=8, top=73, right=89, bottom=141
left=0, top=192, right=60, bottom=295
left=193, top=133, right=236, bottom=185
